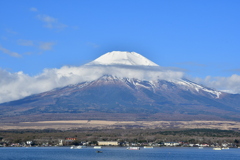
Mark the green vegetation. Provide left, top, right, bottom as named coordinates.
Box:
left=0, top=128, right=239, bottom=147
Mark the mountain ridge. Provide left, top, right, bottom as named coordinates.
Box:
left=0, top=51, right=240, bottom=122
left=1, top=75, right=240, bottom=122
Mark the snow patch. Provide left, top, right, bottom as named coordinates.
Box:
left=173, top=79, right=222, bottom=98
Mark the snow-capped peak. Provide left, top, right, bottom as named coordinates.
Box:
left=87, top=51, right=159, bottom=66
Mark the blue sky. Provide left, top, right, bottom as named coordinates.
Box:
left=0, top=0, right=240, bottom=102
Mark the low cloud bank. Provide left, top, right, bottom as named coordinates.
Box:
left=194, top=74, right=240, bottom=94
left=1, top=64, right=240, bottom=104
left=0, top=65, right=184, bottom=103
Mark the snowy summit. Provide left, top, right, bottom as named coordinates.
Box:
left=87, top=51, right=158, bottom=66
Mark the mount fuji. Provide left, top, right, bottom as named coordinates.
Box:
left=1, top=51, right=240, bottom=122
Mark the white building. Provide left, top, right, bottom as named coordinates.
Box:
left=164, top=142, right=180, bottom=146
left=97, top=141, right=118, bottom=146
left=26, top=141, right=33, bottom=146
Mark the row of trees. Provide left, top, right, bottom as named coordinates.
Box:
left=0, top=128, right=239, bottom=147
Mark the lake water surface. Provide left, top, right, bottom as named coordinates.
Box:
left=1, top=147, right=240, bottom=160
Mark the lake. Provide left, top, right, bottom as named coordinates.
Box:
left=1, top=147, right=240, bottom=160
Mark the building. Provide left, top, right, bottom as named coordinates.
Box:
left=26, top=141, right=33, bottom=145
left=164, top=142, right=180, bottom=146
left=65, top=138, right=77, bottom=141
left=97, top=141, right=118, bottom=146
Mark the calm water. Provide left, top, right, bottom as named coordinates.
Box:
left=1, top=147, right=240, bottom=160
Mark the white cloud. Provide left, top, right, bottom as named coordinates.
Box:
left=17, top=39, right=34, bottom=46
left=0, top=70, right=32, bottom=103
left=39, top=42, right=55, bottom=50
left=16, top=39, right=55, bottom=52
left=86, top=42, right=100, bottom=48
left=30, top=7, right=38, bottom=12
left=0, top=65, right=184, bottom=103
left=194, top=74, right=240, bottom=94
left=0, top=45, right=21, bottom=57
left=1, top=59, right=240, bottom=104
left=84, top=65, right=185, bottom=81
left=37, top=14, right=56, bottom=23
left=37, top=14, right=67, bottom=30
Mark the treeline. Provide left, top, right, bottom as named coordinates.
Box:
left=0, top=128, right=240, bottom=146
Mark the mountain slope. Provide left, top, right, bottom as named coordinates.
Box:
left=1, top=75, right=240, bottom=122
left=1, top=51, right=240, bottom=122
